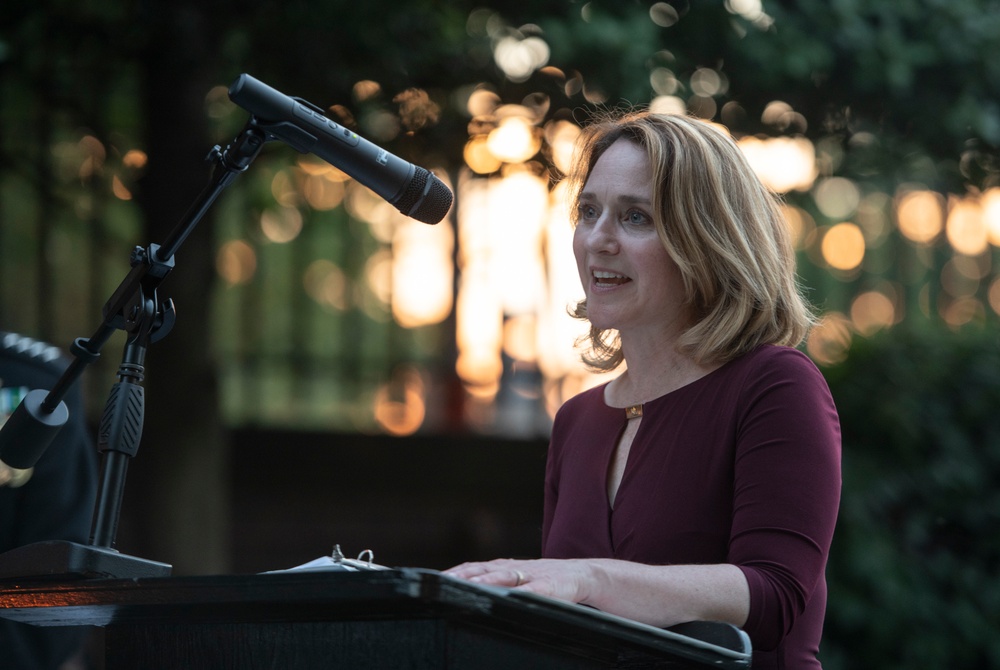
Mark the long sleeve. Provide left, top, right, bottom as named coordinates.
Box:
left=729, top=348, right=841, bottom=652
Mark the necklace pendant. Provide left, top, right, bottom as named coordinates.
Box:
left=625, top=404, right=643, bottom=420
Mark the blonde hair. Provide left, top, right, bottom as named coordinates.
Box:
left=567, top=111, right=814, bottom=370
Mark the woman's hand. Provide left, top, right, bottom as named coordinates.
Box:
left=443, top=558, right=598, bottom=605
left=444, top=558, right=750, bottom=630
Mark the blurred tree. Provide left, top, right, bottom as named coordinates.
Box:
left=725, top=0, right=1000, bottom=190
left=822, top=325, right=1000, bottom=669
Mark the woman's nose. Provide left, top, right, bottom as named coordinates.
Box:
left=583, top=215, right=618, bottom=253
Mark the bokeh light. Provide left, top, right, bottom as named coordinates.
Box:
left=487, top=170, right=549, bottom=315
left=983, top=188, right=1000, bottom=245
left=464, top=135, right=503, bottom=174
left=738, top=135, right=816, bottom=193
left=649, top=95, right=687, bottom=116
left=352, top=80, right=382, bottom=103
left=537, top=180, right=590, bottom=386
left=649, top=2, right=680, bottom=27
left=493, top=35, right=550, bottom=82
left=77, top=135, right=106, bottom=179
left=455, top=265, right=504, bottom=398
left=392, top=204, right=455, bottom=328
left=650, top=68, right=680, bottom=96
left=271, top=170, right=300, bottom=208
left=690, top=68, right=727, bottom=97
left=725, top=0, right=767, bottom=23
left=216, top=240, right=257, bottom=286
left=946, top=195, right=989, bottom=256
left=988, top=277, right=1000, bottom=315
left=856, top=192, right=892, bottom=247
left=782, top=205, right=816, bottom=250
left=346, top=180, right=399, bottom=242
left=806, top=312, right=853, bottom=366
left=486, top=114, right=540, bottom=163
left=122, top=149, right=147, bottom=169
left=111, top=176, right=132, bottom=200
left=373, top=366, right=426, bottom=436
left=850, top=290, right=897, bottom=335
left=545, top=120, right=581, bottom=176
left=455, top=175, right=503, bottom=397
left=503, top=314, right=538, bottom=363
left=942, top=296, right=985, bottom=329
left=303, top=259, right=349, bottom=311
left=761, top=100, right=807, bottom=133
left=259, top=207, right=303, bottom=243
left=822, top=222, right=866, bottom=271
left=941, top=256, right=976, bottom=297
left=297, top=157, right=349, bottom=211
left=813, top=177, right=861, bottom=220
left=468, top=88, right=502, bottom=117
left=896, top=189, right=944, bottom=244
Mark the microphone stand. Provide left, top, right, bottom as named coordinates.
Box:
left=0, top=121, right=267, bottom=580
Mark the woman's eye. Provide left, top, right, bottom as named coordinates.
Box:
left=625, top=209, right=649, bottom=225
left=579, top=204, right=598, bottom=219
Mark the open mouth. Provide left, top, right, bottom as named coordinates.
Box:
left=593, top=270, right=631, bottom=288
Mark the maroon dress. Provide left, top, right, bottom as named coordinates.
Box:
left=542, top=345, right=842, bottom=669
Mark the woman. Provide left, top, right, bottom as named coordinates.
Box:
left=444, top=111, right=842, bottom=669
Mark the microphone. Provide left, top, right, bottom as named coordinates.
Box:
left=228, top=73, right=453, bottom=225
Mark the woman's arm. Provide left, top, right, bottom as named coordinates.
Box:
left=443, top=557, right=750, bottom=629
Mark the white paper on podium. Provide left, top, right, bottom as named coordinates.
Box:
left=262, top=545, right=390, bottom=574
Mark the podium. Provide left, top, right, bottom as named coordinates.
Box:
left=0, top=568, right=752, bottom=669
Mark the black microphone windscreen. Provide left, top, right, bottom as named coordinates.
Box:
left=397, top=168, right=453, bottom=225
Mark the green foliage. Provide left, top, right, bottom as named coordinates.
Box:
left=731, top=0, right=1000, bottom=190
left=538, top=4, right=671, bottom=105
left=821, top=326, right=1000, bottom=668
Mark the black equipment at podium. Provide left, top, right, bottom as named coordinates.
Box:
left=0, top=568, right=752, bottom=669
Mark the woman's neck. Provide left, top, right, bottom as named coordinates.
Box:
left=606, top=337, right=719, bottom=407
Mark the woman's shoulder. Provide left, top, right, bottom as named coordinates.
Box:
left=706, top=345, right=831, bottom=408
left=719, top=345, right=836, bottom=421
left=725, top=344, right=822, bottom=379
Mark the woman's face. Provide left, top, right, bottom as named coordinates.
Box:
left=573, top=138, right=688, bottom=341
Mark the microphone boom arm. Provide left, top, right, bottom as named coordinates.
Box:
left=0, top=122, right=267, bottom=581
